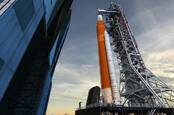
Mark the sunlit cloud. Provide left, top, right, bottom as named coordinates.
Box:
left=47, top=63, right=100, bottom=115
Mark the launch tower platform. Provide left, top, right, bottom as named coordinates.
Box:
left=76, top=105, right=174, bottom=115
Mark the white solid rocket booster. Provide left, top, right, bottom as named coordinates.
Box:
left=104, top=30, right=121, bottom=105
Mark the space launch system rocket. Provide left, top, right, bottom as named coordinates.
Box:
left=96, top=14, right=121, bottom=105
left=96, top=14, right=112, bottom=104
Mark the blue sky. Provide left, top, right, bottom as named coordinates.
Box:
left=46, top=0, right=174, bottom=115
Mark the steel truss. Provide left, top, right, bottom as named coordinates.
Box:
left=99, top=3, right=174, bottom=108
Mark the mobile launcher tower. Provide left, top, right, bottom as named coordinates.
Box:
left=76, top=2, right=174, bottom=115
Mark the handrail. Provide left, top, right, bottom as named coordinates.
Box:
left=116, top=17, right=166, bottom=107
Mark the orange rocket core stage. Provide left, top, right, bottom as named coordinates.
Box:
left=96, top=18, right=111, bottom=89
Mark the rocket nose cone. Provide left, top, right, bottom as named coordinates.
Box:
left=98, top=14, right=103, bottom=21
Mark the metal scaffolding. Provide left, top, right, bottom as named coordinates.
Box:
left=98, top=3, right=174, bottom=109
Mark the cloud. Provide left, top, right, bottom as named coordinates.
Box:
left=163, top=70, right=174, bottom=74
left=47, top=62, right=101, bottom=115
left=127, top=0, right=174, bottom=55
left=145, top=49, right=174, bottom=64
left=159, top=76, right=174, bottom=87
left=50, top=63, right=100, bottom=104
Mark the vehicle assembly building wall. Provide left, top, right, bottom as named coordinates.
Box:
left=0, top=0, right=73, bottom=114
left=0, top=0, right=44, bottom=101
left=44, top=0, right=64, bottom=23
